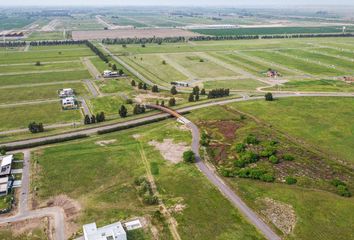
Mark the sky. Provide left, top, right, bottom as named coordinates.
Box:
left=1, top=0, right=354, bottom=7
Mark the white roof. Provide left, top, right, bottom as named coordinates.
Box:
left=103, top=70, right=112, bottom=73
left=1, top=155, right=13, bottom=167
left=63, top=88, right=73, bottom=91
left=0, top=176, right=9, bottom=184
left=83, top=221, right=126, bottom=240
left=124, top=219, right=142, bottom=231
left=0, top=184, right=7, bottom=193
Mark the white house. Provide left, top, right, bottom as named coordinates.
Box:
left=83, top=221, right=127, bottom=240
left=59, top=88, right=74, bottom=98
left=61, top=97, right=77, bottom=110
left=103, top=70, right=120, bottom=78
left=0, top=176, right=10, bottom=196
left=0, top=155, right=13, bottom=177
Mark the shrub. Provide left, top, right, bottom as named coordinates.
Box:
left=265, top=92, right=273, bottom=101
left=28, top=122, right=44, bottom=133
left=336, top=185, right=352, bottom=197
left=235, top=143, right=246, bottom=153
left=244, top=134, right=259, bottom=145
left=269, top=155, right=279, bottom=164
left=150, top=162, right=159, bottom=175
left=134, top=176, right=147, bottom=186
left=183, top=150, right=195, bottom=163
left=260, top=146, right=276, bottom=157
left=260, top=173, right=275, bottom=182
left=283, top=154, right=295, bottom=161
left=234, top=159, right=247, bottom=168
left=240, top=151, right=259, bottom=163
left=125, top=99, right=133, bottom=104
left=285, top=176, right=297, bottom=185
left=200, top=131, right=210, bottom=147
left=330, top=179, right=346, bottom=187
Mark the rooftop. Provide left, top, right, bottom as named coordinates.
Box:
left=83, top=221, right=126, bottom=240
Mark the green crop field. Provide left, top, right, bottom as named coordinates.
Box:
left=191, top=26, right=354, bottom=36
left=0, top=102, right=81, bottom=131
left=32, top=120, right=265, bottom=239
left=0, top=82, right=88, bottom=104
left=0, top=70, right=91, bottom=86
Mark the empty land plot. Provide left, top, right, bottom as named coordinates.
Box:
left=0, top=47, right=93, bottom=64
left=320, top=42, right=354, bottom=51
left=0, top=82, right=88, bottom=104
left=27, top=31, right=65, bottom=41
left=278, top=49, right=354, bottom=73
left=105, top=16, right=148, bottom=28
left=266, top=79, right=354, bottom=92
left=0, top=102, right=81, bottom=131
left=166, top=53, right=238, bottom=79
left=72, top=28, right=201, bottom=40
left=0, top=70, right=91, bottom=86
left=312, top=47, right=354, bottom=59
left=0, top=61, right=83, bottom=74
left=127, top=54, right=189, bottom=82
left=90, top=95, right=133, bottom=116
left=96, top=79, right=136, bottom=94
left=243, top=50, right=344, bottom=76
left=203, top=78, right=267, bottom=90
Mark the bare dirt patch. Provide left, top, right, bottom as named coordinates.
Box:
left=258, top=197, right=296, bottom=235
left=72, top=28, right=202, bottom=40
left=95, top=139, right=117, bottom=146
left=149, top=139, right=189, bottom=164
left=44, top=195, right=81, bottom=237
left=0, top=217, right=50, bottom=238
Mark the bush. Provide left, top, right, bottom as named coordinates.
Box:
left=150, top=162, right=159, bottom=175
left=200, top=131, right=210, bottom=147
left=337, top=185, right=352, bottom=197
left=240, top=151, right=259, bottom=164
left=235, top=143, right=246, bottom=153
left=330, top=179, right=346, bottom=187
left=244, top=134, right=259, bottom=145
left=143, top=194, right=158, bottom=205
left=285, top=176, right=297, bottom=185
left=234, top=159, right=247, bottom=168
left=283, top=154, right=295, bottom=161
left=260, top=146, right=276, bottom=157
left=265, top=92, right=273, bottom=101
left=28, top=122, right=44, bottom=133
left=269, top=155, right=279, bottom=164
left=260, top=173, right=275, bottom=182
left=183, top=150, right=195, bottom=163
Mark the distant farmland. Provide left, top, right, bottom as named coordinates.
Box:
left=192, top=26, right=354, bottom=36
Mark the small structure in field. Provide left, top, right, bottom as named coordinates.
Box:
left=103, top=70, right=121, bottom=78
left=124, top=219, right=142, bottom=231
left=58, top=88, right=75, bottom=98
left=0, top=155, right=13, bottom=177
left=171, top=81, right=189, bottom=87
left=266, top=69, right=281, bottom=78
left=61, top=97, right=78, bottom=110
left=83, top=221, right=127, bottom=240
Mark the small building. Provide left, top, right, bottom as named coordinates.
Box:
left=0, top=155, right=13, bottom=177
left=83, top=221, right=127, bottom=240
left=124, top=219, right=142, bottom=231
left=0, top=176, right=10, bottom=196
left=171, top=81, right=189, bottom=87
left=103, top=70, right=120, bottom=78
left=266, top=69, right=281, bottom=78
left=61, top=97, right=78, bottom=110
left=59, top=88, right=75, bottom=98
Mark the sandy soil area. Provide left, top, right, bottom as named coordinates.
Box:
left=149, top=139, right=189, bottom=164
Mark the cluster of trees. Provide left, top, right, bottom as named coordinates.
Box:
left=170, top=86, right=178, bottom=95
left=0, top=41, right=26, bottom=48
left=188, top=86, right=205, bottom=102
left=102, top=36, right=186, bottom=45
left=183, top=150, right=195, bottom=163
left=84, top=112, right=105, bottom=125
left=134, top=176, right=158, bottom=205
left=28, top=122, right=44, bottom=133
left=151, top=85, right=159, bottom=93
left=207, top=88, right=230, bottom=99
left=136, top=82, right=148, bottom=90
left=133, top=104, right=146, bottom=115
left=29, top=40, right=87, bottom=46
left=86, top=41, right=108, bottom=63
left=265, top=92, right=274, bottom=101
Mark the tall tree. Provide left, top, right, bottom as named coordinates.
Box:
left=131, top=80, right=136, bottom=87
left=119, top=105, right=128, bottom=118
left=170, top=86, right=178, bottom=95
left=188, top=93, right=195, bottom=102
left=168, top=98, right=176, bottom=106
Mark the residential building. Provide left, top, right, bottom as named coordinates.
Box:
left=0, top=176, right=10, bottom=196
left=61, top=97, right=78, bottom=110
left=170, top=81, right=189, bottom=87
left=0, top=155, right=13, bottom=177
left=83, top=221, right=127, bottom=240
left=103, top=70, right=120, bottom=78
left=59, top=88, right=75, bottom=98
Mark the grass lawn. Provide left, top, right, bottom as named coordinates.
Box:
left=267, top=80, right=354, bottom=92
left=26, top=31, right=66, bottom=41
left=32, top=121, right=265, bottom=239
left=203, top=78, right=268, bottom=90
left=0, top=102, right=82, bottom=131
left=228, top=179, right=354, bottom=240
left=90, top=95, right=133, bottom=116
left=0, top=82, right=88, bottom=104
left=229, top=97, right=354, bottom=164
left=0, top=70, right=91, bottom=86
left=166, top=53, right=238, bottom=79
left=96, top=78, right=136, bottom=94
left=0, top=61, right=83, bottom=74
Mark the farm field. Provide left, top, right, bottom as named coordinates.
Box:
left=0, top=82, right=88, bottom=104
left=32, top=120, right=265, bottom=240
left=0, top=102, right=82, bottom=131
left=267, top=79, right=354, bottom=92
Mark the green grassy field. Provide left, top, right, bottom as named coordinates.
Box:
left=32, top=120, right=265, bottom=239
left=203, top=78, right=267, bottom=90
left=0, top=61, right=83, bottom=74
left=0, top=82, right=88, bottom=104
left=0, top=102, right=81, bottom=131
left=90, top=95, right=133, bottom=116
left=267, top=80, right=354, bottom=92
left=0, top=70, right=91, bottom=86
left=230, top=97, right=354, bottom=164
left=0, top=228, right=48, bottom=240
left=26, top=31, right=66, bottom=41
left=192, top=26, right=354, bottom=36
left=96, top=78, right=136, bottom=94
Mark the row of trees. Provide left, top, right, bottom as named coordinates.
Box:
left=84, top=112, right=106, bottom=125
left=29, top=40, right=87, bottom=46
left=86, top=41, right=108, bottom=63
left=207, top=88, right=230, bottom=99
left=28, top=122, right=44, bottom=133
left=102, top=36, right=186, bottom=45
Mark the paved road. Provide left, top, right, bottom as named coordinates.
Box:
left=2, top=92, right=354, bottom=149
left=0, top=150, right=66, bottom=240
left=83, top=79, right=100, bottom=97
left=79, top=97, right=92, bottom=117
